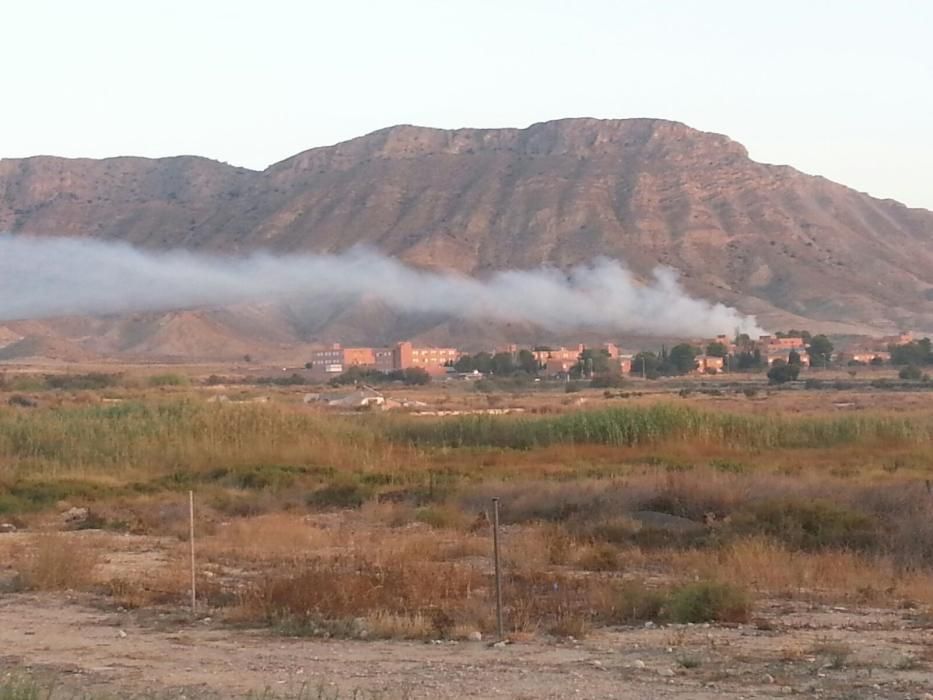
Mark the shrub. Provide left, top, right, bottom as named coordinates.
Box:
left=45, top=372, right=121, bottom=391
left=730, top=499, right=880, bottom=552
left=667, top=581, right=750, bottom=623
left=709, top=459, right=747, bottom=474
left=576, top=542, right=620, bottom=571
left=256, top=373, right=306, bottom=386
left=767, top=363, right=800, bottom=385
left=590, top=374, right=626, bottom=389
left=899, top=365, right=923, bottom=381
left=148, top=373, right=189, bottom=387
left=305, top=475, right=373, bottom=510
left=607, top=580, right=667, bottom=623
left=414, top=505, right=468, bottom=529
left=396, top=367, right=431, bottom=386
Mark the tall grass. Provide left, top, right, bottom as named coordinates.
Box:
left=0, top=400, right=378, bottom=475
left=391, top=404, right=933, bottom=450
left=4, top=402, right=931, bottom=479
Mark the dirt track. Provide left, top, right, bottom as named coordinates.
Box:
left=1, top=594, right=931, bottom=699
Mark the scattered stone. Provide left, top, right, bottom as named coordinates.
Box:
left=467, top=631, right=483, bottom=642
left=644, top=621, right=656, bottom=629
left=116, top=629, right=127, bottom=639
left=0, top=523, right=16, bottom=534
left=658, top=668, right=675, bottom=677
left=633, top=660, right=646, bottom=669
left=61, top=507, right=89, bottom=528
left=764, top=674, right=775, bottom=684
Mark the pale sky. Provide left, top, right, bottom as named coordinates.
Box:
left=4, top=1, right=932, bottom=209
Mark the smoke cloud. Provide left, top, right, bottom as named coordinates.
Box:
left=0, top=234, right=763, bottom=337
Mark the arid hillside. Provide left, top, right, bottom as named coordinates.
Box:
left=3, top=118, right=933, bottom=356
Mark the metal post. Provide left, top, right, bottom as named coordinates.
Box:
left=189, top=490, right=197, bottom=616
left=492, top=497, right=504, bottom=640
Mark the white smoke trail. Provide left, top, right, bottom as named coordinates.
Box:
left=0, top=234, right=763, bottom=336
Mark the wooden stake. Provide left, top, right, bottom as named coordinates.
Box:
left=492, top=497, right=504, bottom=640
left=189, top=490, right=196, bottom=616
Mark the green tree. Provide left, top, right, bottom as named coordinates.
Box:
left=806, top=335, right=834, bottom=368
left=491, top=352, right=516, bottom=375
left=630, top=351, right=660, bottom=379
left=767, top=361, right=800, bottom=384
left=400, top=367, right=431, bottom=385
left=899, top=364, right=923, bottom=381
left=573, top=348, right=611, bottom=378
left=890, top=340, right=933, bottom=366
left=734, top=348, right=764, bottom=371
left=788, top=349, right=802, bottom=366
left=667, top=344, right=700, bottom=375
left=706, top=341, right=728, bottom=358
left=516, top=349, right=540, bottom=375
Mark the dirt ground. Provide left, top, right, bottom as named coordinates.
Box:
left=1, top=593, right=931, bottom=699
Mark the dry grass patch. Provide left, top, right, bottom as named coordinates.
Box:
left=237, top=555, right=487, bottom=638
left=673, top=538, right=933, bottom=605
left=201, top=514, right=339, bottom=565
left=15, top=533, right=99, bottom=591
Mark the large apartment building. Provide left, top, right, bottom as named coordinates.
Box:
left=309, top=342, right=459, bottom=376
left=393, top=342, right=460, bottom=375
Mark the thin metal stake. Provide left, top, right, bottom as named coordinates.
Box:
left=492, top=497, right=504, bottom=640
left=189, top=490, right=197, bottom=616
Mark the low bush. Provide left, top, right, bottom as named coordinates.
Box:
left=414, top=504, right=469, bottom=529
left=607, top=580, right=668, bottom=623
left=576, top=542, right=620, bottom=571
left=667, top=581, right=750, bottom=623
left=590, top=374, right=626, bottom=389
left=305, top=475, right=373, bottom=510
left=255, top=373, right=306, bottom=386
left=730, top=499, right=880, bottom=552
left=45, top=372, right=122, bottom=391
left=147, top=373, right=190, bottom=387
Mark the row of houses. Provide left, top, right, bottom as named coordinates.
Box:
left=306, top=331, right=918, bottom=380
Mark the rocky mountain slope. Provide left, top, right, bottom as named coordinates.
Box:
left=2, top=118, right=933, bottom=359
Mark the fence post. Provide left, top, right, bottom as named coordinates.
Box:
left=189, top=490, right=197, bottom=616
left=492, top=497, right=504, bottom=640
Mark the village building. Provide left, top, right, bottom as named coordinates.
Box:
left=695, top=355, right=725, bottom=374
left=393, top=341, right=460, bottom=376
left=308, top=342, right=459, bottom=377
left=531, top=345, right=584, bottom=366
left=850, top=351, right=891, bottom=364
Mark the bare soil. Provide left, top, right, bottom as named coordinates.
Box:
left=1, top=593, right=931, bottom=699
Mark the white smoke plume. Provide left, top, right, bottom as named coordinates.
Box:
left=0, top=234, right=764, bottom=337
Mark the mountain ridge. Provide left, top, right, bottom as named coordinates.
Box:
left=2, top=117, right=933, bottom=360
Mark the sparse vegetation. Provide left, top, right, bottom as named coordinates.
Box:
left=0, top=382, right=932, bottom=664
